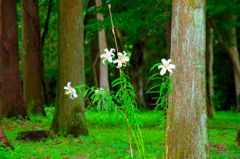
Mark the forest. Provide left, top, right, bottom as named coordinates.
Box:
left=0, top=0, right=240, bottom=158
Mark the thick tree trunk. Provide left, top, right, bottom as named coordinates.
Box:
left=95, top=0, right=110, bottom=93
left=0, top=0, right=2, bottom=106
left=127, top=39, right=147, bottom=109
left=1, top=0, right=28, bottom=118
left=50, top=0, right=88, bottom=137
left=207, top=27, right=215, bottom=117
left=21, top=0, right=46, bottom=116
left=167, top=0, right=209, bottom=158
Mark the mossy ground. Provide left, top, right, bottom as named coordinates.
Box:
left=0, top=108, right=239, bottom=158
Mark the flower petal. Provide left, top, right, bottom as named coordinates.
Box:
left=160, top=68, right=166, bottom=75
left=167, top=68, right=173, bottom=74
left=67, top=82, right=71, bottom=88
left=169, top=64, right=175, bottom=69
left=158, top=65, right=164, bottom=69
left=110, top=48, right=115, bottom=53
left=73, top=92, right=78, bottom=98
left=117, top=52, right=123, bottom=56
left=108, top=57, right=113, bottom=63
left=161, top=59, right=167, bottom=65
left=167, top=59, right=172, bottom=64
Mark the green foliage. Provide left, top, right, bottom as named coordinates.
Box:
left=77, top=67, right=146, bottom=157
left=147, top=63, right=174, bottom=127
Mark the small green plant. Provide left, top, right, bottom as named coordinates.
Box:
left=147, top=58, right=175, bottom=157
left=147, top=59, right=175, bottom=126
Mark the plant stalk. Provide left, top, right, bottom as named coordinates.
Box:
left=108, top=4, right=133, bottom=158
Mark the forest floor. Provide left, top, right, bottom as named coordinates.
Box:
left=0, top=107, right=240, bottom=159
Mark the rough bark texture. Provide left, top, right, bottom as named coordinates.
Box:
left=209, top=15, right=240, bottom=111
left=167, top=0, right=209, bottom=158
left=0, top=0, right=2, bottom=105
left=207, top=27, right=215, bottom=117
left=50, top=0, right=88, bottom=137
left=21, top=0, right=46, bottom=116
left=95, top=0, right=110, bottom=93
left=1, top=0, right=28, bottom=118
left=127, top=39, right=147, bottom=109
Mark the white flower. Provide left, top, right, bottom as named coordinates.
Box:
left=64, top=82, right=78, bottom=99
left=158, top=59, right=176, bottom=75
left=100, top=48, right=115, bottom=64
left=95, top=87, right=105, bottom=95
left=113, top=51, right=129, bottom=68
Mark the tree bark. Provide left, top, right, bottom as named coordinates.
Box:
left=167, top=0, right=209, bottom=158
left=0, top=0, right=28, bottom=118
left=50, top=0, right=88, bottom=137
left=95, top=0, right=110, bottom=93
left=21, top=0, right=46, bottom=116
left=0, top=0, right=2, bottom=105
left=207, top=27, right=215, bottom=117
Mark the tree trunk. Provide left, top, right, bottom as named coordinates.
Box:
left=50, top=0, right=88, bottom=137
left=95, top=0, right=110, bottom=93
left=0, top=0, right=28, bottom=118
left=21, top=0, right=46, bottom=116
left=0, top=121, right=14, bottom=150
left=127, top=39, right=147, bottom=109
left=90, top=38, right=100, bottom=87
left=167, top=0, right=209, bottom=158
left=208, top=18, right=240, bottom=95
left=229, top=15, right=240, bottom=112
left=207, top=27, right=215, bottom=117
left=40, top=0, right=53, bottom=107
left=0, top=0, right=2, bottom=105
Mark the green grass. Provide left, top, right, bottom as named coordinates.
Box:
left=0, top=108, right=239, bottom=158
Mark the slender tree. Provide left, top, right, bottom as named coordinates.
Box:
left=40, top=0, right=53, bottom=107
left=167, top=0, right=209, bottom=158
left=0, top=0, right=28, bottom=118
left=50, top=0, right=88, bottom=137
left=207, top=27, right=215, bottom=117
left=209, top=14, right=240, bottom=111
left=96, top=0, right=110, bottom=94
left=21, top=0, right=46, bottom=116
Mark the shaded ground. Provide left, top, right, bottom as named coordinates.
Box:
left=0, top=108, right=239, bottom=158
